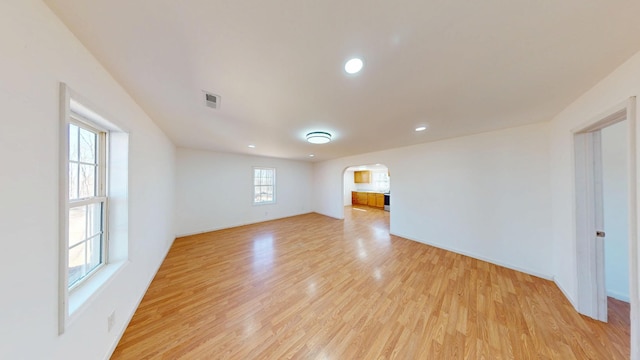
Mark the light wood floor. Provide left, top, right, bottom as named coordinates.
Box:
left=112, top=206, right=630, bottom=359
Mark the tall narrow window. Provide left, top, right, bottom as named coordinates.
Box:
left=67, top=119, right=107, bottom=288
left=253, top=167, right=276, bottom=204
left=59, top=84, right=130, bottom=334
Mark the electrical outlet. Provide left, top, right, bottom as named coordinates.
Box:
left=107, top=311, right=115, bottom=332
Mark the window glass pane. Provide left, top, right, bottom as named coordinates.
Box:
left=257, top=186, right=263, bottom=201
left=79, top=128, right=96, bottom=163
left=87, top=202, right=103, bottom=238
left=87, top=234, right=102, bottom=272
left=68, top=202, right=104, bottom=287
left=69, top=124, right=79, bottom=162
left=68, top=242, right=86, bottom=286
left=69, top=163, right=79, bottom=200
left=79, top=164, right=96, bottom=198
left=69, top=206, right=87, bottom=247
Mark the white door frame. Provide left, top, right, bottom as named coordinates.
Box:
left=573, top=97, right=639, bottom=358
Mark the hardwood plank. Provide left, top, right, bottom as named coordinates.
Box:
left=112, top=207, right=630, bottom=359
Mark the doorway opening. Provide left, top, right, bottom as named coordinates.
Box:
left=342, top=164, right=391, bottom=231
left=343, top=164, right=391, bottom=209
left=573, top=97, right=636, bottom=342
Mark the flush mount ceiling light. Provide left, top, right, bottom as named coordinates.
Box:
left=415, top=124, right=430, bottom=132
left=344, top=58, right=363, bottom=74
left=306, top=131, right=332, bottom=144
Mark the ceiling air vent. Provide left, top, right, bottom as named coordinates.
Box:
left=203, top=91, right=221, bottom=109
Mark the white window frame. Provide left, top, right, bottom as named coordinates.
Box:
left=253, top=167, right=276, bottom=205
left=58, top=83, right=130, bottom=334
left=67, top=117, right=109, bottom=290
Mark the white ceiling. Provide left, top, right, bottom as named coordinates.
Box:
left=44, top=0, right=640, bottom=162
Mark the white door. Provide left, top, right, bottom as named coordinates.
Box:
left=574, top=130, right=607, bottom=321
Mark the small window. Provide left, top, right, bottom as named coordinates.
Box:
left=253, top=167, right=276, bottom=204
left=67, top=120, right=107, bottom=288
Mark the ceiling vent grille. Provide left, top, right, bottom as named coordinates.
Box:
left=203, top=91, right=221, bottom=109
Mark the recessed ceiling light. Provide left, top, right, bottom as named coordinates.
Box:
left=344, top=58, right=363, bottom=74
left=306, top=131, right=332, bottom=144
left=309, top=154, right=315, bottom=157
left=248, top=144, right=256, bottom=148
left=415, top=124, right=429, bottom=132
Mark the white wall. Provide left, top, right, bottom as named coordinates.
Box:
left=549, top=50, right=640, bottom=359
left=0, top=1, right=176, bottom=359
left=175, top=148, right=313, bottom=236
left=314, top=122, right=553, bottom=278
left=343, top=170, right=356, bottom=206
left=603, top=120, right=630, bottom=301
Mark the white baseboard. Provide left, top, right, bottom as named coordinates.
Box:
left=554, top=277, right=578, bottom=309
left=103, top=235, right=176, bottom=360
left=312, top=210, right=343, bottom=220
left=390, top=231, right=554, bottom=280
left=607, top=290, right=630, bottom=302
left=176, top=211, right=315, bottom=237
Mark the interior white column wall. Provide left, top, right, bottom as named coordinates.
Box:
left=313, top=122, right=553, bottom=278
left=175, top=148, right=313, bottom=236
left=549, top=50, right=640, bottom=360
left=343, top=170, right=356, bottom=206
left=0, top=1, right=176, bottom=359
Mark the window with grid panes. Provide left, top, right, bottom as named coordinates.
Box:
left=67, top=119, right=107, bottom=288
left=253, top=167, right=276, bottom=204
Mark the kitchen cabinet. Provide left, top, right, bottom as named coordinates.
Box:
left=368, top=193, right=376, bottom=206
left=351, top=191, right=385, bottom=209
left=356, top=192, right=368, bottom=205
left=354, top=170, right=370, bottom=184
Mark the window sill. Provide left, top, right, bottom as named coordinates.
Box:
left=66, top=260, right=128, bottom=329
left=252, top=201, right=277, bottom=206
